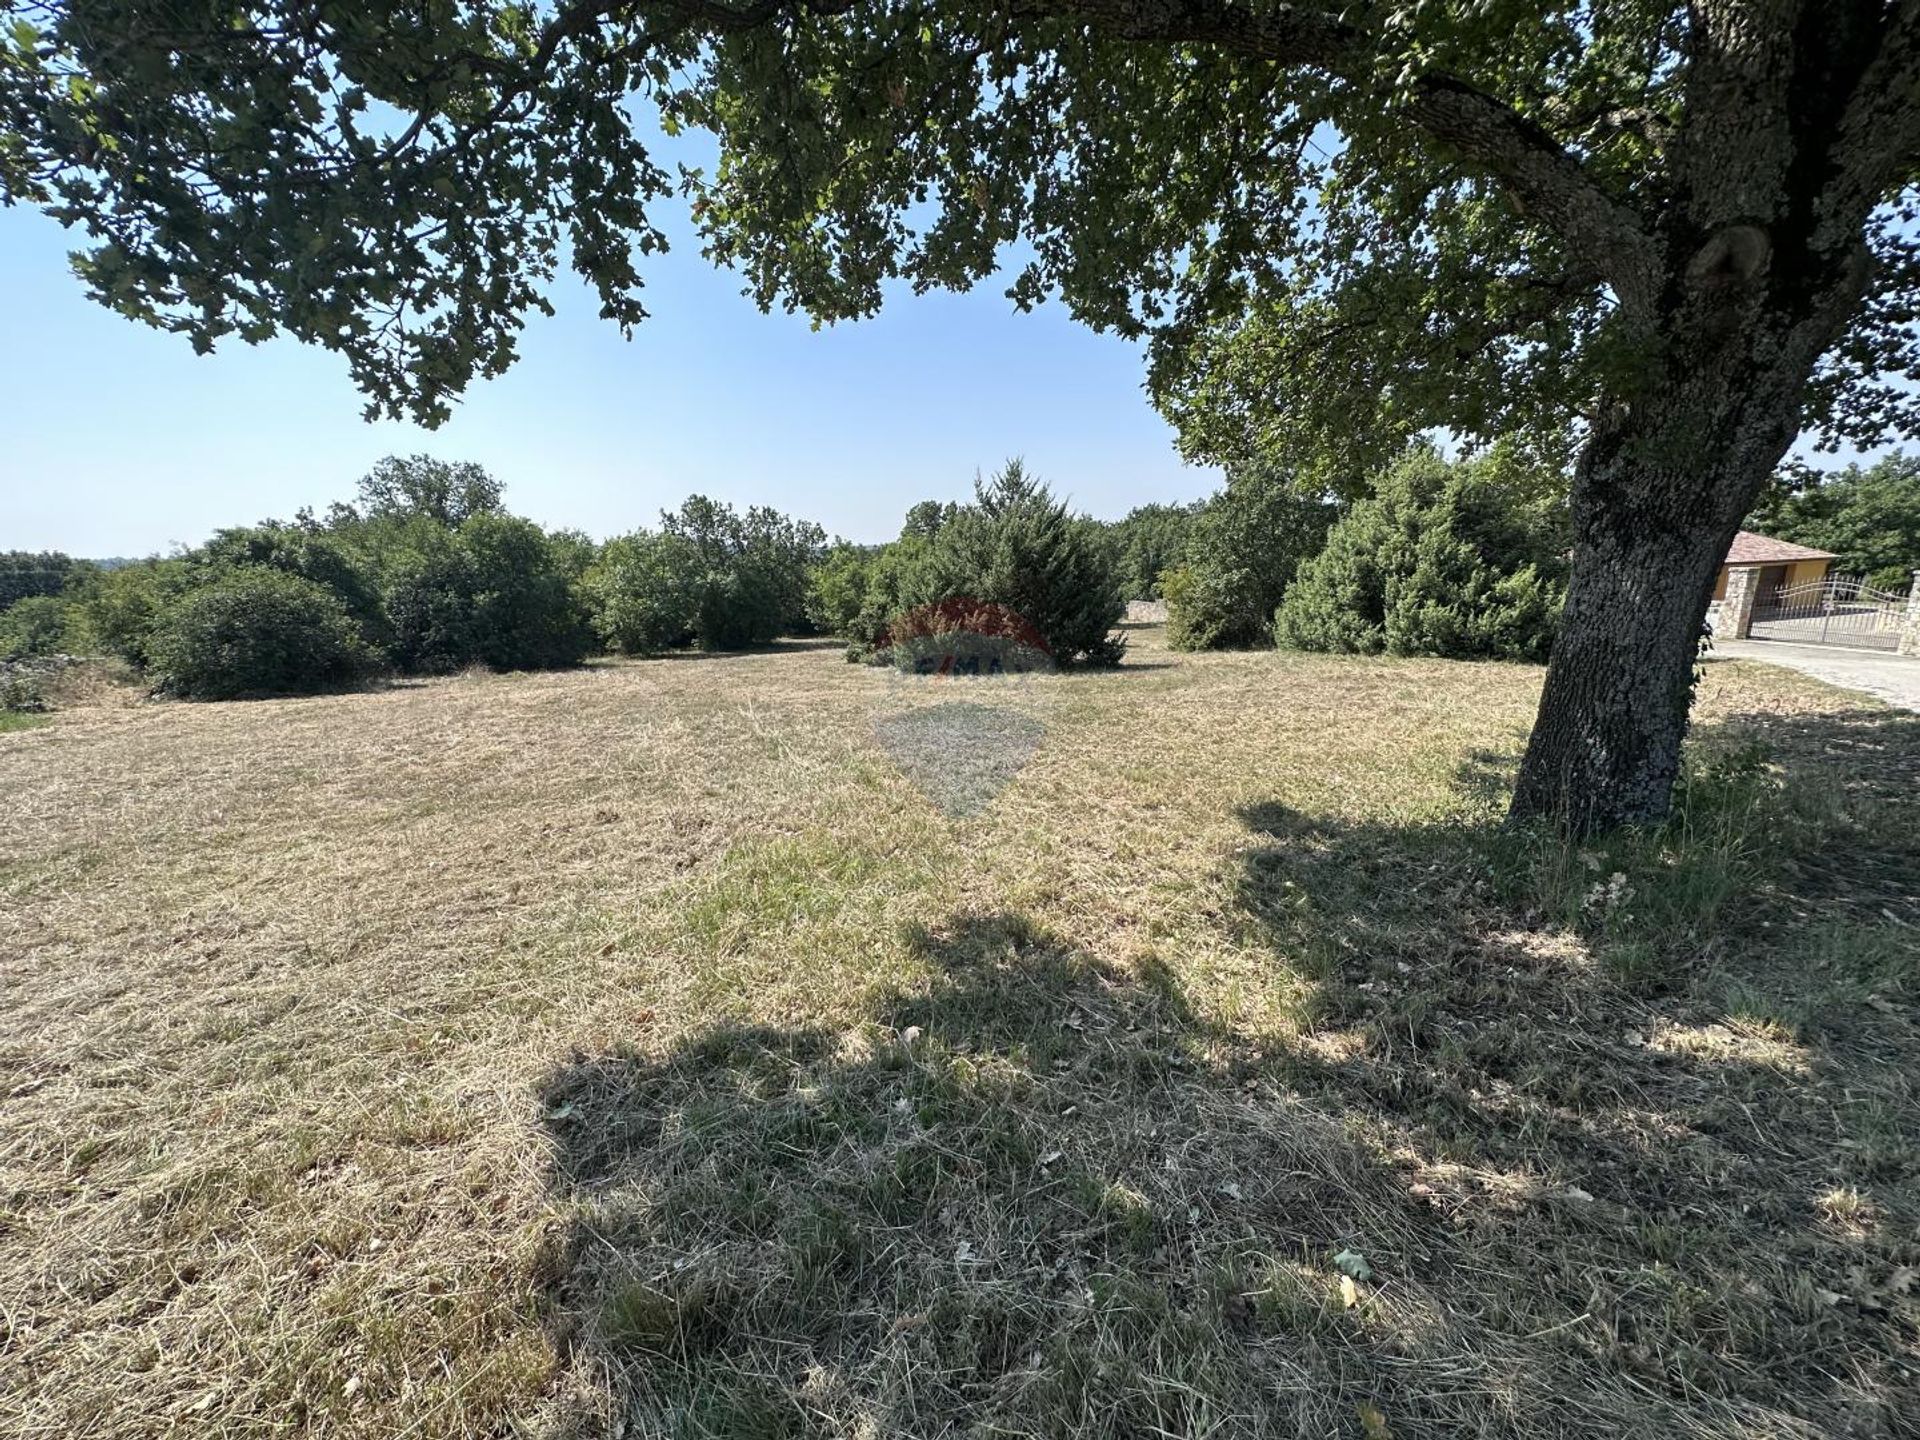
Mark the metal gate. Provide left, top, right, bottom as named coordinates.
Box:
left=1749, top=575, right=1910, bottom=651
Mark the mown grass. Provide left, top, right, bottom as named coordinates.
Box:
left=1, top=632, right=1914, bottom=1438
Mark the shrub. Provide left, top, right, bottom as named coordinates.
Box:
left=67, top=558, right=195, bottom=667
left=877, top=461, right=1126, bottom=668
left=844, top=535, right=935, bottom=660
left=1, top=661, right=48, bottom=712
left=376, top=515, right=590, bottom=672
left=0, top=596, right=72, bottom=658
left=584, top=532, right=702, bottom=654
left=1276, top=444, right=1567, bottom=662
left=382, top=529, right=482, bottom=674
left=881, top=597, right=1056, bottom=675
left=804, top=543, right=874, bottom=636
left=195, top=524, right=389, bottom=651
left=586, top=498, right=824, bottom=653
left=1163, top=463, right=1336, bottom=650
left=147, top=569, right=376, bottom=699
left=458, top=513, right=593, bottom=670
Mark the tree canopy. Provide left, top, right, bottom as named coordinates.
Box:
left=6, top=2, right=1913, bottom=448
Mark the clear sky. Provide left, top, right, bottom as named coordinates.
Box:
left=0, top=186, right=1221, bottom=558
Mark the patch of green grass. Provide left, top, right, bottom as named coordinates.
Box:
left=0, top=710, right=49, bottom=734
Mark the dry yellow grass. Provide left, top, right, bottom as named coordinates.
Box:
left=2, top=631, right=1914, bottom=1438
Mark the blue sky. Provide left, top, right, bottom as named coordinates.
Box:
left=0, top=191, right=1219, bottom=558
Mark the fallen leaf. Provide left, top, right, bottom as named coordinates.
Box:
left=1039, top=1150, right=1063, bottom=1167
left=1358, top=1401, right=1394, bottom=1439
left=1218, top=1181, right=1243, bottom=1201
left=1333, top=1248, right=1373, bottom=1282
left=1340, top=1274, right=1361, bottom=1308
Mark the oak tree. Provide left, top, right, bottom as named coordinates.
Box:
left=7, top=0, right=1919, bottom=827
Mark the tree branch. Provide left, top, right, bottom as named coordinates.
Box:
left=1820, top=0, right=1920, bottom=246
left=1032, top=0, right=1663, bottom=313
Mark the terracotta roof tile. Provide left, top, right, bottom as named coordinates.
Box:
left=1724, top=530, right=1836, bottom=565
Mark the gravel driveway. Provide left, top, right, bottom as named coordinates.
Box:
left=1711, top=638, right=1920, bottom=711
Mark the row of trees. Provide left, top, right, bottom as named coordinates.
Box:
left=3, top=456, right=1130, bottom=694
left=12, top=444, right=1912, bottom=697
left=1, top=458, right=828, bottom=699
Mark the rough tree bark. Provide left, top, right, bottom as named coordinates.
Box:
left=1509, top=387, right=1795, bottom=830
left=1510, top=233, right=1867, bottom=830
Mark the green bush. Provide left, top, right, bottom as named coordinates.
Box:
left=0, top=596, right=73, bottom=658
left=382, top=528, right=482, bottom=674
left=1163, top=463, right=1336, bottom=650
left=376, top=515, right=590, bottom=673
left=584, top=531, right=702, bottom=654
left=195, top=524, right=389, bottom=651
left=585, top=497, right=824, bottom=654
left=459, top=513, right=593, bottom=670
left=843, top=535, right=935, bottom=660
left=873, top=461, right=1126, bottom=668
left=1276, top=444, right=1566, bottom=662
left=148, top=569, right=376, bottom=699
left=67, top=559, right=195, bottom=667
left=804, top=543, right=874, bottom=635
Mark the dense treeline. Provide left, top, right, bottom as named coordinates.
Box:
left=1105, top=441, right=1570, bottom=663
left=1, top=454, right=1131, bottom=697
left=22, top=438, right=1897, bottom=701
left=0, top=457, right=824, bottom=698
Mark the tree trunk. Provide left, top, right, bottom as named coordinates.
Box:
left=1509, top=502, right=1732, bottom=833
left=1509, top=353, right=1801, bottom=832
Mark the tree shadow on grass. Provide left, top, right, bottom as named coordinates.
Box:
left=534, top=914, right=1448, bottom=1439
left=531, top=710, right=1917, bottom=1440
left=1218, top=703, right=1920, bottom=1438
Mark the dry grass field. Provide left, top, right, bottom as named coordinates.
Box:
left=2, top=629, right=1916, bottom=1438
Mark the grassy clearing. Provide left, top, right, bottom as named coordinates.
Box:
left=2, top=631, right=1915, bottom=1438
